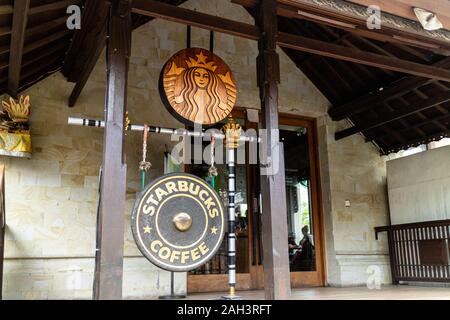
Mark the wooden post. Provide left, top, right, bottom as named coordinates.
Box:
left=93, top=0, right=131, bottom=300
left=8, top=0, right=30, bottom=97
left=256, top=0, right=291, bottom=300
left=0, top=166, right=5, bottom=300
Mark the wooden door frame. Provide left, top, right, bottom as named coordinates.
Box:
left=279, top=113, right=327, bottom=287
left=187, top=109, right=327, bottom=292
left=187, top=108, right=256, bottom=293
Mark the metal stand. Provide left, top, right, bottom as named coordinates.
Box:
left=221, top=129, right=242, bottom=300
left=159, top=272, right=186, bottom=300
left=70, top=115, right=246, bottom=300
left=68, top=117, right=259, bottom=143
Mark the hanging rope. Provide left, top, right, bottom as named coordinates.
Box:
left=208, top=135, right=218, bottom=188
left=139, top=124, right=152, bottom=190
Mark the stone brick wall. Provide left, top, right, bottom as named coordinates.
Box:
left=0, top=0, right=391, bottom=298
left=318, top=117, right=391, bottom=287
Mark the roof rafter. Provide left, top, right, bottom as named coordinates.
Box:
left=232, top=0, right=450, bottom=56
left=130, top=0, right=450, bottom=83
left=367, top=112, right=450, bottom=144
left=328, top=57, right=450, bottom=121
left=335, top=90, right=450, bottom=140
left=8, top=0, right=30, bottom=97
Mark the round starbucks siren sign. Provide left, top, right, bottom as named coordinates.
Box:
left=131, top=173, right=225, bottom=272
left=159, top=48, right=237, bottom=126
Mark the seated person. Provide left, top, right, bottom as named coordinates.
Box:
left=300, top=225, right=313, bottom=247
left=288, top=233, right=301, bottom=262
left=292, top=226, right=316, bottom=271
left=235, top=213, right=248, bottom=232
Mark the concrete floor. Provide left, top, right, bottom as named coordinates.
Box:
left=186, top=285, right=450, bottom=300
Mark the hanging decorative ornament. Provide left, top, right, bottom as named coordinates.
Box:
left=125, top=111, right=131, bottom=134
left=221, top=115, right=242, bottom=150
left=208, top=135, right=218, bottom=179
left=0, top=95, right=32, bottom=158
left=413, top=8, right=443, bottom=31
left=160, top=48, right=237, bottom=126
left=139, top=124, right=152, bottom=173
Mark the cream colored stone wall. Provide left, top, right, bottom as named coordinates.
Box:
left=1, top=0, right=392, bottom=298
left=387, top=145, right=450, bottom=225
left=317, top=117, right=391, bottom=286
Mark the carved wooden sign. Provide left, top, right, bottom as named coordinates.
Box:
left=131, top=173, right=225, bottom=272
left=160, top=48, right=237, bottom=126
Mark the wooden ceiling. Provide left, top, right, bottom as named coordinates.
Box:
left=0, top=0, right=83, bottom=96
left=3, top=0, right=450, bottom=155
left=347, top=0, right=450, bottom=31
left=277, top=16, right=450, bottom=154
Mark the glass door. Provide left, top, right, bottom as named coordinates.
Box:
left=186, top=112, right=325, bottom=292
left=187, top=113, right=258, bottom=293
left=279, top=116, right=325, bottom=287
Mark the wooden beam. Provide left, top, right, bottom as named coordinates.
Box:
left=8, top=0, right=30, bottom=97
left=24, top=29, right=72, bottom=54
left=367, top=112, right=450, bottom=143
left=93, top=0, right=131, bottom=300
left=63, top=0, right=110, bottom=81
left=68, top=31, right=107, bottom=107
left=132, top=0, right=450, bottom=83
left=329, top=57, right=450, bottom=121
left=28, top=0, right=83, bottom=15
left=64, top=2, right=151, bottom=106
left=257, top=0, right=291, bottom=300
left=277, top=32, right=450, bottom=83
left=26, top=16, right=68, bottom=39
left=232, top=0, right=450, bottom=56
left=68, top=2, right=109, bottom=106
left=131, top=0, right=259, bottom=40
left=335, top=90, right=450, bottom=140
left=347, top=0, right=450, bottom=32
left=0, top=5, right=13, bottom=16
left=0, top=166, right=4, bottom=300
left=383, top=129, right=450, bottom=155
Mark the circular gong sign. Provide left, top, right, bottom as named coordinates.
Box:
left=159, top=47, right=237, bottom=126
left=131, top=173, right=225, bottom=272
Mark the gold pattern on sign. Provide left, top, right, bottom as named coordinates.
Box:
left=143, top=226, right=152, bottom=234
left=162, top=48, right=237, bottom=125
left=210, top=226, right=218, bottom=235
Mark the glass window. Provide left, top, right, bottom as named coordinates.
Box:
left=281, top=125, right=316, bottom=272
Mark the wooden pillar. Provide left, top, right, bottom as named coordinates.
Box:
left=8, top=0, right=30, bottom=97
left=256, top=0, right=291, bottom=300
left=0, top=166, right=5, bottom=300
left=93, top=0, right=131, bottom=300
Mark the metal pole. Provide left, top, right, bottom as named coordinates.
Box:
left=226, top=147, right=237, bottom=298
left=159, top=272, right=185, bottom=300
left=68, top=117, right=260, bottom=143
left=221, top=118, right=242, bottom=300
